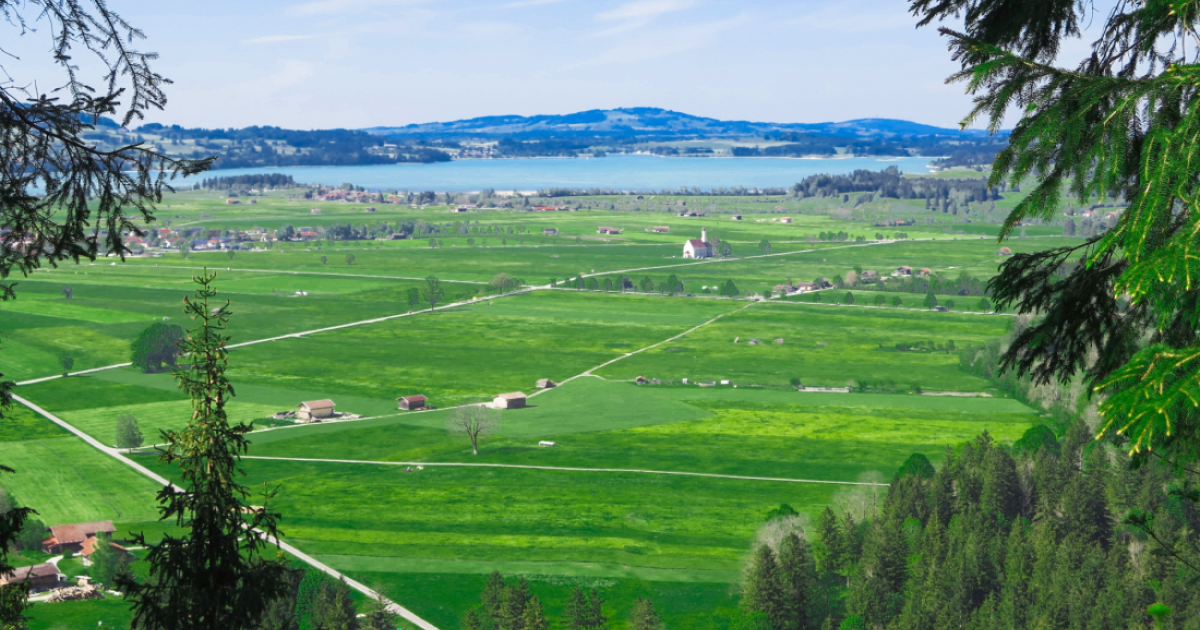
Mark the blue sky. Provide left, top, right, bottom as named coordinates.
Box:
left=6, top=0, right=1090, bottom=129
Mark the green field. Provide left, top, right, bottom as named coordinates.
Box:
left=2, top=188, right=1056, bottom=628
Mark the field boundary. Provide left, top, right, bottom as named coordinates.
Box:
left=240, top=455, right=890, bottom=487
left=10, top=394, right=441, bottom=630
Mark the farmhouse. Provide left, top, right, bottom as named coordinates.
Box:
left=793, top=282, right=816, bottom=292
left=597, top=226, right=622, bottom=235
left=0, top=563, right=61, bottom=593
left=366, top=207, right=377, bottom=212
left=225, top=199, right=240, bottom=205
left=542, top=228, right=558, bottom=236
left=998, top=247, right=1013, bottom=256
left=248, top=199, right=258, bottom=204
left=42, top=521, right=115, bottom=554
left=397, top=395, right=427, bottom=411
left=780, top=217, right=793, bottom=224
left=896, top=266, right=913, bottom=276
left=651, top=226, right=670, bottom=233
left=861, top=270, right=879, bottom=280
left=917, top=268, right=932, bottom=276
left=731, top=215, right=742, bottom=221
left=635, top=376, right=648, bottom=384
left=683, top=228, right=713, bottom=259
left=80, top=536, right=131, bottom=566
left=493, top=392, right=527, bottom=409
left=297, top=399, right=336, bottom=422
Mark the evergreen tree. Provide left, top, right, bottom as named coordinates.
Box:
left=361, top=592, right=397, bottom=630
left=522, top=596, right=549, bottom=630
left=922, top=290, right=937, bottom=309
left=312, top=579, right=358, bottom=630
left=584, top=589, right=607, bottom=630
left=563, top=587, right=589, bottom=630
left=742, top=545, right=786, bottom=629
left=119, top=271, right=291, bottom=630
left=628, top=598, right=664, bottom=630
left=777, top=533, right=817, bottom=630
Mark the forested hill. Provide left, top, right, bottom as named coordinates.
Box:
left=366, top=108, right=993, bottom=139
left=75, top=108, right=1007, bottom=169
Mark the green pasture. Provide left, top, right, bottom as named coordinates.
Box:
left=0, top=272, right=429, bottom=381
left=594, top=301, right=1010, bottom=391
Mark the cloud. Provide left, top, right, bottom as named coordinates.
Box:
left=289, top=0, right=427, bottom=17
left=265, top=60, right=317, bottom=90
left=592, top=0, right=696, bottom=37
left=577, top=14, right=746, bottom=66
left=789, top=2, right=912, bottom=34
left=244, top=34, right=325, bottom=45
left=502, top=0, right=567, bottom=7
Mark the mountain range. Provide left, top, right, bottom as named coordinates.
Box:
left=366, top=107, right=994, bottom=139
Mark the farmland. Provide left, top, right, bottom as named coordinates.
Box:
left=0, top=187, right=1067, bottom=629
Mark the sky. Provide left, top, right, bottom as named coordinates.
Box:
left=0, top=0, right=1100, bottom=130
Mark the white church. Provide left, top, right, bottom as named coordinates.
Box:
left=683, top=228, right=713, bottom=259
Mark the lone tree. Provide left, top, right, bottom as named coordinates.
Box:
left=116, top=413, right=144, bottom=451
left=61, top=285, right=72, bottom=300
left=405, top=287, right=421, bottom=312
left=345, top=254, right=355, bottom=265
left=759, top=240, right=772, bottom=254
left=131, top=322, right=185, bottom=373
left=58, top=352, right=74, bottom=377
left=447, top=405, right=500, bottom=456
left=119, top=271, right=290, bottom=630
left=422, top=276, right=445, bottom=312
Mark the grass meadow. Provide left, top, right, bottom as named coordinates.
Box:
left=2, top=190, right=1056, bottom=629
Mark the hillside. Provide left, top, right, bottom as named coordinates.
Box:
left=367, top=107, right=993, bottom=139
left=69, top=108, right=1007, bottom=170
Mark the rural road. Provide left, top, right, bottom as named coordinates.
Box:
left=240, top=456, right=890, bottom=487
left=10, top=394, right=441, bottom=630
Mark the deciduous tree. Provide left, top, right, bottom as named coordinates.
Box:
left=447, top=406, right=500, bottom=456
left=422, top=276, right=445, bottom=312
left=116, top=413, right=144, bottom=451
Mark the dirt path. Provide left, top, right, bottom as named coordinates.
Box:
left=10, top=394, right=440, bottom=630
left=240, top=455, right=889, bottom=487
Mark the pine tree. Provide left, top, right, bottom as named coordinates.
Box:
left=312, top=579, right=359, bottom=630
left=628, top=598, right=664, bottom=630
left=522, top=596, right=549, bottom=630
left=361, top=592, right=397, bottom=630
left=562, top=587, right=589, bottom=630
left=742, top=545, right=786, bottom=629
left=499, top=577, right=532, bottom=630
left=777, top=534, right=817, bottom=630
left=119, top=271, right=290, bottom=630
left=480, top=571, right=506, bottom=627
left=584, top=589, right=607, bottom=629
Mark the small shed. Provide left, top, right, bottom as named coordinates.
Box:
left=397, top=395, right=427, bottom=411
left=635, top=376, right=648, bottom=385
left=538, top=441, right=556, bottom=447
left=542, top=228, right=558, bottom=235
left=493, top=392, right=527, bottom=409
left=536, top=379, right=558, bottom=389
left=297, top=399, right=336, bottom=421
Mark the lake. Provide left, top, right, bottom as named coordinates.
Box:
left=209, top=154, right=936, bottom=192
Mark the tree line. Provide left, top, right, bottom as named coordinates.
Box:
left=737, top=421, right=1200, bottom=630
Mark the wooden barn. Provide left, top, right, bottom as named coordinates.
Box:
left=492, top=392, right=527, bottom=409
left=297, top=399, right=336, bottom=422
left=397, top=395, right=427, bottom=411
left=0, top=564, right=61, bottom=593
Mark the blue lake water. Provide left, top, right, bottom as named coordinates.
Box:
left=210, top=154, right=935, bottom=192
